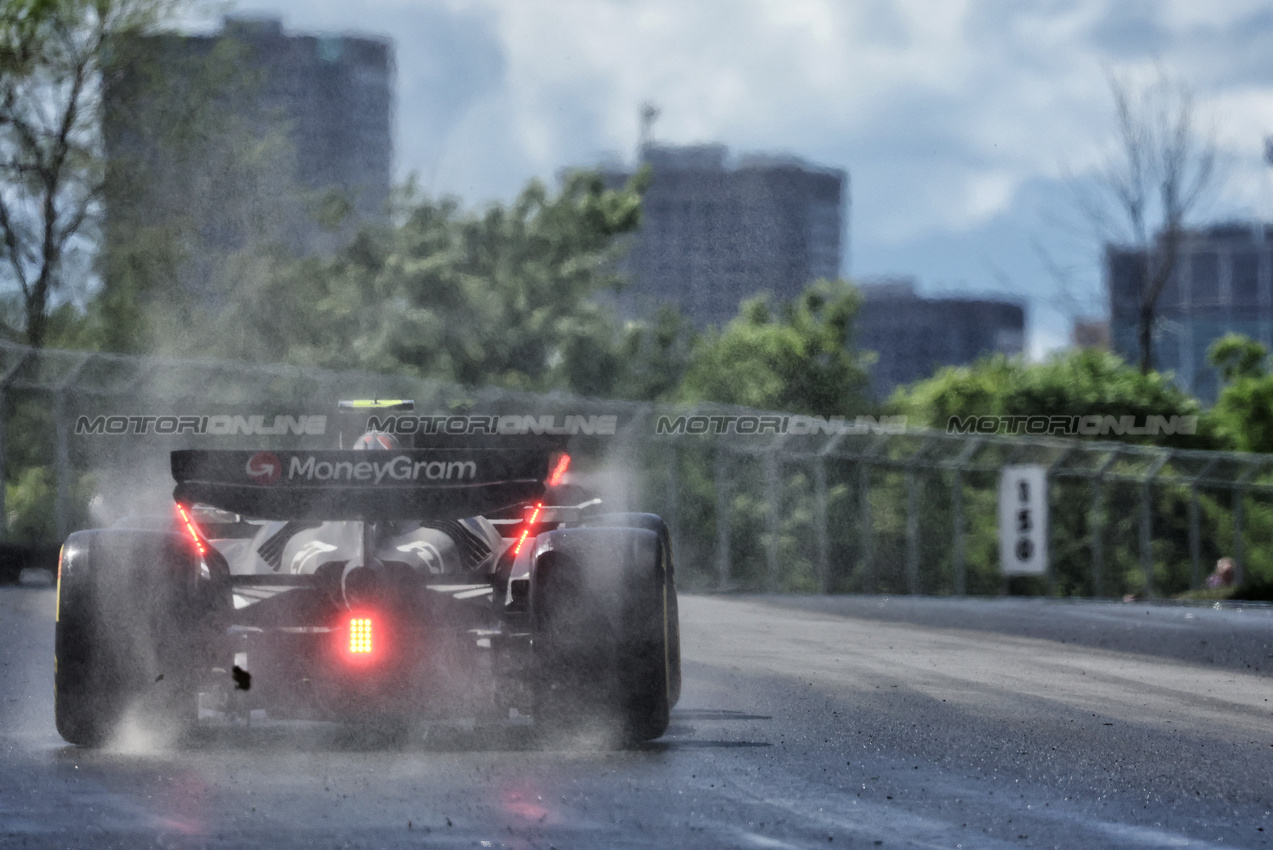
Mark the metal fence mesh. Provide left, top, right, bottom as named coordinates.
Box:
left=5, top=341, right=1271, bottom=597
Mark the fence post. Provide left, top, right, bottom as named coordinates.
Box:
left=0, top=389, right=5, bottom=543
left=1187, top=458, right=1218, bottom=589
left=859, top=461, right=874, bottom=592
left=0, top=386, right=7, bottom=544
left=1138, top=454, right=1170, bottom=599
left=905, top=469, right=920, bottom=594
left=52, top=355, right=92, bottom=542
left=622, top=405, right=658, bottom=514
left=1188, top=487, right=1202, bottom=589
left=0, top=351, right=33, bottom=543
left=900, top=437, right=936, bottom=596
left=54, top=390, right=71, bottom=541
left=715, top=447, right=731, bottom=591
left=945, top=437, right=981, bottom=597
left=951, top=468, right=965, bottom=595
left=1138, top=480, right=1152, bottom=598
left=1046, top=447, right=1075, bottom=597
left=1232, top=486, right=1244, bottom=587
left=1230, top=459, right=1262, bottom=588
left=1089, top=449, right=1119, bottom=598
left=764, top=448, right=781, bottom=591
left=813, top=431, right=847, bottom=595
left=666, top=444, right=682, bottom=569
left=1090, top=478, right=1105, bottom=597
left=814, top=456, right=829, bottom=594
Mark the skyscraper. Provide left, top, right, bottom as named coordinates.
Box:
left=855, top=277, right=1026, bottom=398
left=102, top=16, right=393, bottom=300
left=1108, top=223, right=1273, bottom=401
left=604, top=144, right=847, bottom=328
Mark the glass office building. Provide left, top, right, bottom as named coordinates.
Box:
left=856, top=278, right=1025, bottom=399
left=603, top=144, right=847, bottom=328
left=102, top=17, right=394, bottom=300
left=1108, top=223, right=1273, bottom=402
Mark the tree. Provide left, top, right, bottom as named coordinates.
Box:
left=1205, top=334, right=1273, bottom=453
left=88, top=25, right=314, bottom=355
left=1078, top=67, right=1216, bottom=373
left=889, top=349, right=1220, bottom=598
left=888, top=347, right=1212, bottom=450
left=172, top=169, right=650, bottom=395
left=678, top=279, right=873, bottom=415
left=610, top=305, right=697, bottom=402
left=0, top=0, right=178, bottom=348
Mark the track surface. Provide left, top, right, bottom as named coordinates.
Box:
left=2, top=585, right=1272, bottom=848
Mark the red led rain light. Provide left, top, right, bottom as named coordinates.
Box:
left=175, top=504, right=207, bottom=556
left=510, top=454, right=570, bottom=559
left=511, top=502, right=542, bottom=557
left=348, top=617, right=373, bottom=654
left=548, top=453, right=571, bottom=486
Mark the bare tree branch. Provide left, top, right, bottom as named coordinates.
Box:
left=0, top=0, right=176, bottom=346
left=1073, top=66, right=1218, bottom=374
left=0, top=192, right=33, bottom=296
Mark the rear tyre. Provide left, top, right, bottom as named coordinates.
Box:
left=581, top=513, right=680, bottom=707
left=531, top=527, right=671, bottom=745
left=55, top=530, right=204, bottom=746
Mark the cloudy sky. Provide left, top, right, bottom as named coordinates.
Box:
left=222, top=0, right=1273, bottom=355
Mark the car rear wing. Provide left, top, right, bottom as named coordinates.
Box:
left=171, top=448, right=555, bottom=520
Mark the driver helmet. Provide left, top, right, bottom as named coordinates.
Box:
left=352, top=430, right=401, bottom=451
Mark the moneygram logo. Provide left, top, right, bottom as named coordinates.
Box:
left=246, top=452, right=282, bottom=484
left=288, top=454, right=477, bottom=483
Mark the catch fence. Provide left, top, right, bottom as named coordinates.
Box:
left=633, top=419, right=1272, bottom=597
left=3, top=341, right=1270, bottom=598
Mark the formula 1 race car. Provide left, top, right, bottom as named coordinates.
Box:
left=54, top=411, right=680, bottom=747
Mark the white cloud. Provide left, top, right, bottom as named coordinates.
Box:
left=233, top=0, right=1273, bottom=350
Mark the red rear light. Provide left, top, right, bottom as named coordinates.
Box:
left=511, top=502, right=542, bottom=557
left=175, top=504, right=207, bottom=556
left=547, top=453, right=571, bottom=486
left=513, top=454, right=569, bottom=558
left=338, top=611, right=387, bottom=665
left=349, top=617, right=373, bottom=654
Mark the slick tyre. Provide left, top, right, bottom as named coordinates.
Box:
left=55, top=530, right=202, bottom=746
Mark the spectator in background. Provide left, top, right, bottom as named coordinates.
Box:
left=1207, top=557, right=1236, bottom=589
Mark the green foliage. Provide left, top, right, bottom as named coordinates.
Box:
left=1206, top=334, right=1273, bottom=453
left=890, top=347, right=1213, bottom=449
left=5, top=466, right=56, bottom=543
left=678, top=279, right=872, bottom=415
left=610, top=306, right=697, bottom=402
left=0, top=396, right=100, bottom=542
left=1209, top=333, right=1267, bottom=383
left=0, top=0, right=185, bottom=347
left=136, top=170, right=652, bottom=398
left=881, top=345, right=1251, bottom=599
left=90, top=31, right=303, bottom=354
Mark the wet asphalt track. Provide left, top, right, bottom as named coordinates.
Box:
left=2, top=583, right=1272, bottom=849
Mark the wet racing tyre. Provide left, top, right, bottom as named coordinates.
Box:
left=531, top=526, right=672, bottom=745
left=580, top=513, right=681, bottom=708
left=55, top=530, right=205, bottom=746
